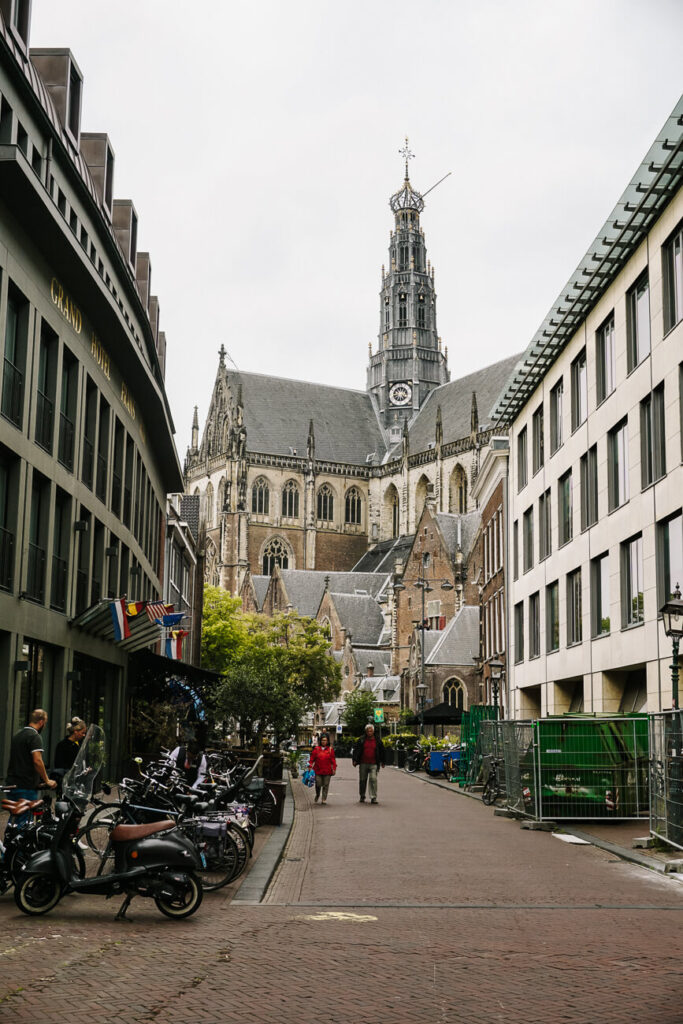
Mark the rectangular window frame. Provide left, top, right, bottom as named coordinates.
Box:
left=591, top=552, right=610, bottom=638
left=529, top=591, right=540, bottom=660
left=596, top=313, right=616, bottom=405
left=546, top=580, right=559, bottom=653
left=566, top=568, right=583, bottom=647
left=517, top=426, right=528, bottom=491
left=571, top=348, right=587, bottom=432
left=532, top=404, right=544, bottom=476
left=558, top=469, right=573, bottom=547
left=621, top=533, right=644, bottom=629
left=608, top=417, right=629, bottom=512
left=550, top=377, right=563, bottom=455
left=626, top=272, right=650, bottom=372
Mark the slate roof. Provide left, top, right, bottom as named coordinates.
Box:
left=434, top=511, right=481, bottom=560
left=251, top=575, right=269, bottom=611
left=179, top=495, right=200, bottom=541
left=277, top=570, right=390, bottom=618
left=408, top=353, right=521, bottom=452
left=362, top=674, right=401, bottom=702
left=230, top=370, right=386, bottom=466
left=329, top=593, right=385, bottom=646
left=425, top=606, right=480, bottom=666
left=353, top=535, right=415, bottom=573
left=353, top=648, right=391, bottom=676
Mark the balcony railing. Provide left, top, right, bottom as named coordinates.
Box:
left=82, top=437, right=94, bottom=489
left=0, top=526, right=14, bottom=591
left=50, top=554, right=67, bottom=611
left=111, top=472, right=122, bottom=517
left=75, top=569, right=89, bottom=615
left=35, top=390, right=54, bottom=452
left=58, top=413, right=75, bottom=471
left=26, top=542, right=46, bottom=602
left=1, top=359, right=23, bottom=426
left=96, top=454, right=107, bottom=502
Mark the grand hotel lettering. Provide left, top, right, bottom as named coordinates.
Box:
left=50, top=277, right=146, bottom=444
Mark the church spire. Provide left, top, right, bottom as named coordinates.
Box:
left=191, top=405, right=199, bottom=451
left=366, top=142, right=449, bottom=431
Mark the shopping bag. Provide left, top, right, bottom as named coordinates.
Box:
left=301, top=768, right=315, bottom=787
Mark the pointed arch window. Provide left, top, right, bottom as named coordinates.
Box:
left=417, top=302, right=425, bottom=328
left=281, top=480, right=300, bottom=519
left=205, top=483, right=214, bottom=528
left=317, top=484, right=334, bottom=522
left=398, top=292, right=407, bottom=327
left=392, top=492, right=399, bottom=538
left=251, top=477, right=269, bottom=516
left=399, top=245, right=409, bottom=270
left=345, top=487, right=362, bottom=525
left=262, top=536, right=289, bottom=576
left=443, top=679, right=465, bottom=710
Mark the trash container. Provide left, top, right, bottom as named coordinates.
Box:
left=264, top=779, right=287, bottom=825
left=397, top=749, right=407, bottom=768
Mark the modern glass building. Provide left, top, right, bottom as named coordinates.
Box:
left=0, top=5, right=182, bottom=773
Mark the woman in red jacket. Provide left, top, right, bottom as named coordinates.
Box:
left=309, top=732, right=337, bottom=804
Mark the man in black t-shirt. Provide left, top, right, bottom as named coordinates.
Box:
left=5, top=708, right=57, bottom=824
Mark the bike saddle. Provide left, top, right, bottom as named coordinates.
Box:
left=175, top=792, right=199, bottom=806
left=111, top=820, right=175, bottom=842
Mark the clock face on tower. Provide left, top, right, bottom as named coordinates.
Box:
left=389, top=382, right=412, bottom=407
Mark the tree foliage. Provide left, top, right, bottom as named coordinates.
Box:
left=340, top=688, right=376, bottom=737
left=201, top=589, right=341, bottom=745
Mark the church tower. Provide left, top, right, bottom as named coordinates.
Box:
left=367, top=140, right=449, bottom=437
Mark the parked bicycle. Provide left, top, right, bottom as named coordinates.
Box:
left=481, top=755, right=504, bottom=806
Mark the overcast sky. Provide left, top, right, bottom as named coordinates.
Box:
left=31, top=1, right=683, bottom=455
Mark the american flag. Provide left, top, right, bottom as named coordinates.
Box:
left=146, top=601, right=172, bottom=623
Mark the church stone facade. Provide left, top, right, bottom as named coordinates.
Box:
left=184, top=157, right=519, bottom=595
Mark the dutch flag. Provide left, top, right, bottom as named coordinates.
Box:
left=110, top=598, right=131, bottom=641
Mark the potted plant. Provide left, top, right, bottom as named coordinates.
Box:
left=285, top=749, right=300, bottom=778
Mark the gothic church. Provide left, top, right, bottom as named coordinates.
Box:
left=184, top=151, right=518, bottom=594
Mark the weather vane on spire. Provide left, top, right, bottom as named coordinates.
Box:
left=399, top=136, right=414, bottom=178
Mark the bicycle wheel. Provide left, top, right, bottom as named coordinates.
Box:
left=83, top=803, right=123, bottom=855
left=481, top=780, right=495, bottom=806
left=225, top=824, right=249, bottom=878
left=404, top=756, right=418, bottom=774
left=196, top=833, right=240, bottom=891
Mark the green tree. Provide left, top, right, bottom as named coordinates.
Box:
left=201, top=586, right=247, bottom=674
left=340, top=688, right=376, bottom=737
left=211, top=609, right=341, bottom=747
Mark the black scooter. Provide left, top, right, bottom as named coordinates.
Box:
left=14, top=726, right=203, bottom=921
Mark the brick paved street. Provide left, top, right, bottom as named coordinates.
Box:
left=1, top=760, right=682, bottom=1024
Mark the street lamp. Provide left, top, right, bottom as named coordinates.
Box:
left=661, top=582, right=683, bottom=710
left=416, top=681, right=427, bottom=736
left=489, top=658, right=503, bottom=717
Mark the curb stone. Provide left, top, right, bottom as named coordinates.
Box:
left=231, top=772, right=295, bottom=904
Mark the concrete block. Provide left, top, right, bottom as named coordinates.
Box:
left=632, top=836, right=655, bottom=849
left=520, top=820, right=556, bottom=831
left=494, top=808, right=522, bottom=818
left=663, top=860, right=683, bottom=874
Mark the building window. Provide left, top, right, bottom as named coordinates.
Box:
left=517, top=426, right=527, bottom=491
left=262, top=536, right=289, bottom=576
left=281, top=480, right=299, bottom=519
left=2, top=286, right=28, bottom=428
left=546, top=581, right=559, bottom=653
left=621, top=534, right=644, bottom=628
left=514, top=602, right=524, bottom=664
left=58, top=349, right=78, bottom=472
left=640, top=384, right=666, bottom=489
left=513, top=519, right=519, bottom=581
left=567, top=568, right=582, bottom=646
left=608, top=418, right=629, bottom=511
left=529, top=591, right=540, bottom=659
left=550, top=378, right=563, bottom=454
left=317, top=483, right=334, bottom=522
left=627, top=273, right=650, bottom=371
left=580, top=444, right=598, bottom=531
left=532, top=404, right=544, bottom=475
left=591, top=552, right=610, bottom=637
left=571, top=349, right=587, bottom=431
left=539, top=488, right=551, bottom=562
left=251, top=477, right=270, bottom=516
left=523, top=506, right=534, bottom=573
left=663, top=220, right=683, bottom=334
left=558, top=470, right=573, bottom=547
left=35, top=320, right=57, bottom=454
left=596, top=313, right=616, bottom=405
left=657, top=512, right=683, bottom=607
left=417, top=304, right=425, bottom=328
left=344, top=487, right=362, bottom=525
left=442, top=680, right=464, bottom=709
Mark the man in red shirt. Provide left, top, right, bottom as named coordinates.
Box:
left=351, top=724, right=386, bottom=804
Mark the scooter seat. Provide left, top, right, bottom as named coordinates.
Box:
left=111, top=820, right=175, bottom=842
left=2, top=799, right=30, bottom=815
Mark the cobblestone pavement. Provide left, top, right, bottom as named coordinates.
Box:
left=1, top=761, right=682, bottom=1023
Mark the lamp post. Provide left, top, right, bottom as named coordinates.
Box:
left=661, top=583, right=683, bottom=710
left=416, top=681, right=427, bottom=736
left=489, top=658, right=504, bottom=718
left=393, top=559, right=453, bottom=733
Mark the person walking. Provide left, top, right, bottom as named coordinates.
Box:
left=5, top=709, right=57, bottom=824
left=309, top=732, right=336, bottom=805
left=51, top=716, right=87, bottom=795
left=352, top=723, right=385, bottom=804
